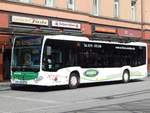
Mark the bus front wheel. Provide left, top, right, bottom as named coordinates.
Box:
left=69, top=73, right=80, bottom=89
left=122, top=70, right=130, bottom=83
left=10, top=84, right=18, bottom=90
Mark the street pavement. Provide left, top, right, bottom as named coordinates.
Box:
left=64, top=96, right=150, bottom=113
left=70, top=77, right=150, bottom=113
left=0, top=77, right=150, bottom=113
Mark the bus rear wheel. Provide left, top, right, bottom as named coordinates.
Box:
left=69, top=73, right=79, bottom=89
left=122, top=70, right=130, bottom=83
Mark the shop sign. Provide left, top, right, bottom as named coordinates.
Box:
left=52, top=20, right=81, bottom=29
left=95, top=26, right=116, bottom=33
left=11, top=15, right=49, bottom=26
left=117, top=28, right=142, bottom=38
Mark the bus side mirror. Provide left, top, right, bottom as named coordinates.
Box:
left=46, top=46, right=51, bottom=56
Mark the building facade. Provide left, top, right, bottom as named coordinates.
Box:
left=0, top=0, right=150, bottom=81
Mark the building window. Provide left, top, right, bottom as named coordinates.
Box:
left=8, top=0, right=31, bottom=3
left=114, top=0, right=119, bottom=18
left=92, top=0, right=99, bottom=16
left=131, top=0, right=137, bottom=21
left=19, top=0, right=31, bottom=3
left=67, top=0, right=75, bottom=10
left=45, top=0, right=54, bottom=7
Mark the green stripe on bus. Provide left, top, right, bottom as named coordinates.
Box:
left=12, top=72, right=38, bottom=80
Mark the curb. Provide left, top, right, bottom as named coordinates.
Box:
left=0, top=82, right=10, bottom=87
left=0, top=82, right=10, bottom=91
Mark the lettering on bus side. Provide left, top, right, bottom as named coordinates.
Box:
left=115, top=46, right=135, bottom=50
left=83, top=43, right=102, bottom=48
left=84, top=69, right=99, bottom=77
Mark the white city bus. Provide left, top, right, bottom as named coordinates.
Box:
left=11, top=35, right=147, bottom=89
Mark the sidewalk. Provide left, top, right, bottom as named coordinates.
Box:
left=0, top=81, right=10, bottom=91
left=0, top=81, right=10, bottom=87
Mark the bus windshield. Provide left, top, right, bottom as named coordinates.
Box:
left=12, top=36, right=43, bottom=72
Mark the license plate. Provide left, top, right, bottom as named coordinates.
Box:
left=15, top=80, right=27, bottom=84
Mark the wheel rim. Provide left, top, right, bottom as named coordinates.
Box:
left=123, top=73, right=129, bottom=82
left=70, top=76, right=78, bottom=86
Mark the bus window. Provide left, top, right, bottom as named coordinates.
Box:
left=42, top=39, right=78, bottom=71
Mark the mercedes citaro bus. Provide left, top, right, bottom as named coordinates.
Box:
left=10, top=35, right=147, bottom=89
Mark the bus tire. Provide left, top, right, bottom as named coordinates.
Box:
left=122, top=70, right=130, bottom=83
left=10, top=84, right=18, bottom=90
left=69, top=72, right=80, bottom=89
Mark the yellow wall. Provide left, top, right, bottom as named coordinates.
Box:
left=2, top=0, right=150, bottom=30
left=55, top=0, right=67, bottom=9
left=32, top=0, right=44, bottom=5
left=100, top=0, right=114, bottom=18
left=76, top=0, right=91, bottom=14
left=136, top=0, right=141, bottom=22
left=120, top=0, right=131, bottom=21
left=143, top=0, right=150, bottom=23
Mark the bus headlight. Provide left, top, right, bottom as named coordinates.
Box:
left=34, top=76, right=43, bottom=82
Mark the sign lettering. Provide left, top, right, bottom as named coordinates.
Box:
left=52, top=20, right=81, bottom=29
left=11, top=15, right=49, bottom=26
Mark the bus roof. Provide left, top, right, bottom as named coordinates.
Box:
left=44, top=35, right=89, bottom=42
left=44, top=35, right=147, bottom=47
left=127, top=42, right=147, bottom=46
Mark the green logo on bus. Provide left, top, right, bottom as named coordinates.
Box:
left=84, top=69, right=99, bottom=77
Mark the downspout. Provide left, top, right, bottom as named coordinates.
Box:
left=141, top=0, right=144, bottom=40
